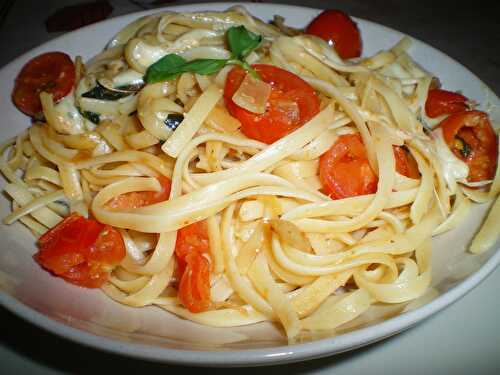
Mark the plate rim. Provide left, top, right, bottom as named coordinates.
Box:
left=2, top=250, right=500, bottom=366
left=0, top=1, right=499, bottom=367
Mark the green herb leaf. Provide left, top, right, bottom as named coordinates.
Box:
left=455, top=136, right=472, bottom=158
left=227, top=25, right=262, bottom=60
left=144, top=54, right=187, bottom=83
left=82, top=110, right=100, bottom=124
left=180, top=59, right=228, bottom=75
left=164, top=113, right=184, bottom=131
left=145, top=54, right=227, bottom=84
left=78, top=108, right=100, bottom=124
left=81, top=82, right=131, bottom=100
left=226, top=59, right=260, bottom=79
left=144, top=26, right=263, bottom=84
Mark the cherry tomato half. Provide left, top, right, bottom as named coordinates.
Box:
left=106, top=176, right=172, bottom=210
left=178, top=252, right=210, bottom=313
left=224, top=64, right=320, bottom=144
left=35, top=214, right=125, bottom=288
left=319, top=135, right=421, bottom=199
left=319, top=134, right=378, bottom=199
left=305, top=9, right=362, bottom=59
left=175, top=220, right=211, bottom=313
left=425, top=88, right=468, bottom=118
left=394, top=146, right=420, bottom=179
left=439, top=110, right=498, bottom=182
left=12, top=52, right=75, bottom=117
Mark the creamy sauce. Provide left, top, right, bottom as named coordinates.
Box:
left=54, top=92, right=86, bottom=134
left=433, top=127, right=469, bottom=192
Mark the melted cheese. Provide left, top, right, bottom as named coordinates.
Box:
left=433, top=127, right=469, bottom=192
left=53, top=92, right=86, bottom=134
left=232, top=73, right=271, bottom=114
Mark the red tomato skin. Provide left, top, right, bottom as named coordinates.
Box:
left=37, top=214, right=102, bottom=275
left=425, top=89, right=468, bottom=118
left=439, top=110, right=498, bottom=182
left=175, top=220, right=210, bottom=261
left=12, top=52, right=75, bottom=116
left=178, top=252, right=211, bottom=313
left=91, top=225, right=127, bottom=265
left=305, top=10, right=362, bottom=59
left=35, top=214, right=125, bottom=288
left=175, top=221, right=211, bottom=313
left=224, top=64, right=320, bottom=144
left=319, top=134, right=378, bottom=199
left=320, top=136, right=423, bottom=199
left=106, top=175, right=172, bottom=210
left=394, top=146, right=420, bottom=179
left=59, top=262, right=110, bottom=288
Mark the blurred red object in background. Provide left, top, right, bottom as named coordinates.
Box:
left=46, top=1, right=113, bottom=32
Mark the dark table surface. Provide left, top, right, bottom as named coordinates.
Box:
left=1, top=1, right=499, bottom=374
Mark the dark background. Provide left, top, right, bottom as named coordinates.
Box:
left=2, top=0, right=499, bottom=93
left=1, top=1, right=499, bottom=374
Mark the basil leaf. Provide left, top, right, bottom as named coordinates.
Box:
left=144, top=54, right=187, bottom=83
left=81, top=82, right=131, bottom=100
left=180, top=59, right=228, bottom=75
left=78, top=107, right=100, bottom=124
left=226, top=59, right=260, bottom=80
left=456, top=136, right=472, bottom=158
left=143, top=26, right=263, bottom=84
left=227, top=25, right=262, bottom=60
left=81, top=110, right=100, bottom=124
left=164, top=113, right=184, bottom=131
left=145, top=55, right=228, bottom=83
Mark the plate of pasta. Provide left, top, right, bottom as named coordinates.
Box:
left=0, top=2, right=499, bottom=367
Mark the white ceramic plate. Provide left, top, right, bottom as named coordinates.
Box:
left=0, top=2, right=499, bottom=367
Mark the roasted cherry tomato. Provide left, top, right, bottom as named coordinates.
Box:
left=439, top=110, right=498, bottom=182
left=320, top=135, right=423, bottom=199
left=12, top=52, right=75, bottom=116
left=106, top=175, right=171, bottom=210
left=425, top=88, right=469, bottom=118
left=319, top=134, right=378, bottom=199
left=175, top=220, right=211, bottom=313
left=305, top=9, right=362, bottom=59
left=394, top=146, right=420, bottom=179
left=177, top=252, right=210, bottom=313
left=224, top=64, right=320, bottom=144
left=35, top=213, right=125, bottom=288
